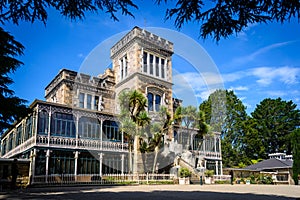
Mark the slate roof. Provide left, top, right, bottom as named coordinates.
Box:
left=244, top=158, right=293, bottom=171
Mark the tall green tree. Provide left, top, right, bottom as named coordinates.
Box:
left=251, top=98, right=300, bottom=157
left=0, top=27, right=28, bottom=134
left=200, top=90, right=247, bottom=167
left=291, top=128, right=300, bottom=185
left=239, top=117, right=266, bottom=164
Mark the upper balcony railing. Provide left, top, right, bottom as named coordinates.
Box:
left=2, top=135, right=129, bottom=158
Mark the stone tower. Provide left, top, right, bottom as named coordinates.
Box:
left=110, top=26, right=174, bottom=117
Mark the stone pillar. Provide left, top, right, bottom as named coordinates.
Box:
left=99, top=153, right=103, bottom=176
left=45, top=149, right=50, bottom=183
left=215, top=160, right=219, bottom=175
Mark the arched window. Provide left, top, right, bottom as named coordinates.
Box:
left=147, top=93, right=154, bottom=111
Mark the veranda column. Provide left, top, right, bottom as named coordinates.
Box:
left=33, top=108, right=39, bottom=142
left=121, top=154, right=125, bottom=175
left=45, top=149, right=50, bottom=183
left=75, top=115, right=79, bottom=148
left=47, top=108, right=52, bottom=146
left=29, top=149, right=36, bottom=184
left=74, top=151, right=79, bottom=181
left=215, top=160, right=219, bottom=175
left=100, top=119, right=103, bottom=150
left=220, top=161, right=223, bottom=175
left=74, top=151, right=79, bottom=175
left=99, top=153, right=103, bottom=177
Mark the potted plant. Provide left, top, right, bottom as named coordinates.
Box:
left=178, top=167, right=191, bottom=185
left=204, top=170, right=214, bottom=184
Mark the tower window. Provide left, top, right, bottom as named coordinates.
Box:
left=143, top=52, right=147, bottom=73
left=155, top=57, right=160, bottom=77
left=149, top=54, right=154, bottom=75
left=161, top=59, right=165, bottom=79
left=120, top=55, right=128, bottom=80
left=155, top=95, right=161, bottom=111
left=147, top=93, right=153, bottom=111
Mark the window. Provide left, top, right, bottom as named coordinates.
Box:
left=25, top=116, right=32, bottom=140
left=149, top=54, right=154, bottom=75
left=51, top=113, right=76, bottom=137
left=120, top=59, right=124, bottom=80
left=103, top=120, right=120, bottom=141
left=124, top=56, right=128, bottom=77
left=161, top=59, right=165, bottom=78
left=87, top=94, right=92, bottom=109
left=94, top=96, right=99, bottom=111
left=8, top=134, right=13, bottom=151
left=38, top=111, right=48, bottom=135
left=155, top=57, right=160, bottom=77
left=143, top=52, right=147, bottom=73
left=78, top=117, right=101, bottom=139
left=79, top=93, right=84, bottom=108
left=120, top=55, right=128, bottom=80
left=147, top=93, right=154, bottom=111
left=1, top=139, right=7, bottom=156
left=155, top=95, right=161, bottom=111
left=147, top=92, right=162, bottom=112
left=16, top=125, right=22, bottom=146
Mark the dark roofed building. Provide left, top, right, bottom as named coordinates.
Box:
left=244, top=158, right=292, bottom=171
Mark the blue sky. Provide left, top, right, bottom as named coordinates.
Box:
left=4, top=2, right=300, bottom=114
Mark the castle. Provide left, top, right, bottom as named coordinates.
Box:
left=0, top=27, right=222, bottom=184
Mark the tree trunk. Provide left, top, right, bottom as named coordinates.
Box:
left=133, top=135, right=139, bottom=174
left=152, top=146, right=159, bottom=174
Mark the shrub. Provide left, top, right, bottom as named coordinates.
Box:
left=179, top=167, right=191, bottom=178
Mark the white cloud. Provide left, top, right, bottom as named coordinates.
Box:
left=229, top=86, right=249, bottom=91
left=250, top=66, right=300, bottom=86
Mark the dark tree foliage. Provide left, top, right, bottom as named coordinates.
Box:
left=158, top=0, right=300, bottom=41
left=0, top=0, right=137, bottom=24
left=291, top=128, right=300, bottom=185
left=1, top=1, right=300, bottom=40
left=0, top=27, right=29, bottom=133
left=251, top=98, right=300, bottom=157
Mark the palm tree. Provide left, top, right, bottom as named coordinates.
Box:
left=118, top=89, right=150, bottom=174
left=148, top=106, right=172, bottom=173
